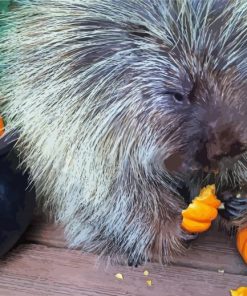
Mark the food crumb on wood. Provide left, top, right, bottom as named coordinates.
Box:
left=115, top=273, right=124, bottom=280
left=143, top=270, right=149, bottom=276
left=146, top=279, right=152, bottom=286
left=218, top=269, right=224, bottom=274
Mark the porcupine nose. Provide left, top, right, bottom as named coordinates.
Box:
left=164, top=126, right=245, bottom=174
left=195, top=121, right=246, bottom=172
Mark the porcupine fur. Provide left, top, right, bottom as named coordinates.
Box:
left=1, top=0, right=247, bottom=265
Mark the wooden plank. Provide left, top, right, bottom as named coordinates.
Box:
left=25, top=221, right=67, bottom=248
left=24, top=219, right=247, bottom=275
left=0, top=244, right=246, bottom=296
left=175, top=228, right=247, bottom=275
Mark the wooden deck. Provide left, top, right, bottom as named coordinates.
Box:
left=0, top=215, right=246, bottom=296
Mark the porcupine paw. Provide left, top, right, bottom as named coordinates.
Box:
left=183, top=234, right=199, bottom=249
left=127, top=255, right=147, bottom=267
left=218, top=191, right=247, bottom=221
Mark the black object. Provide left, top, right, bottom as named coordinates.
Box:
left=0, top=131, right=36, bottom=257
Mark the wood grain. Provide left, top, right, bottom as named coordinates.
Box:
left=24, top=219, right=247, bottom=275
left=0, top=243, right=246, bottom=296
left=25, top=221, right=67, bottom=249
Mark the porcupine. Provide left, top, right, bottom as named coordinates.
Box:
left=1, top=0, right=247, bottom=266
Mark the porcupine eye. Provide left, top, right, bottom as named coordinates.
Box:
left=166, top=82, right=197, bottom=104
left=165, top=92, right=185, bottom=104
left=172, top=93, right=185, bottom=103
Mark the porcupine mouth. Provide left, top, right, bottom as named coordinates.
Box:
left=176, top=170, right=238, bottom=209
left=176, top=170, right=219, bottom=204
left=176, top=158, right=245, bottom=204
left=165, top=150, right=247, bottom=202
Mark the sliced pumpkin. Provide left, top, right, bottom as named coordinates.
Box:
left=196, top=185, right=221, bottom=208
left=231, top=287, right=247, bottom=296
left=181, top=184, right=221, bottom=234
left=182, top=200, right=218, bottom=222
left=182, top=217, right=211, bottom=233
left=236, top=228, right=247, bottom=264
left=0, top=116, right=4, bottom=136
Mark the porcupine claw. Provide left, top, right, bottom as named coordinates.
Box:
left=127, top=256, right=146, bottom=267
left=218, top=195, right=247, bottom=220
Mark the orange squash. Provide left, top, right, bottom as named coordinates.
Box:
left=0, top=116, right=4, bottom=136
left=181, top=185, right=221, bottom=233
left=196, top=185, right=221, bottom=208
left=231, top=287, right=247, bottom=296
left=182, top=218, right=211, bottom=233
left=236, top=228, right=247, bottom=264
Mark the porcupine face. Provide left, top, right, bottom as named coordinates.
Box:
left=160, top=0, right=247, bottom=190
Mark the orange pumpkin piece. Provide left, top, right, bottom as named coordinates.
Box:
left=182, top=218, right=211, bottom=233
left=182, top=200, right=218, bottom=222
left=196, top=185, right=221, bottom=208
left=0, top=116, right=4, bottom=136
left=181, top=184, right=221, bottom=233
left=236, top=228, right=247, bottom=264
left=231, top=287, right=247, bottom=296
